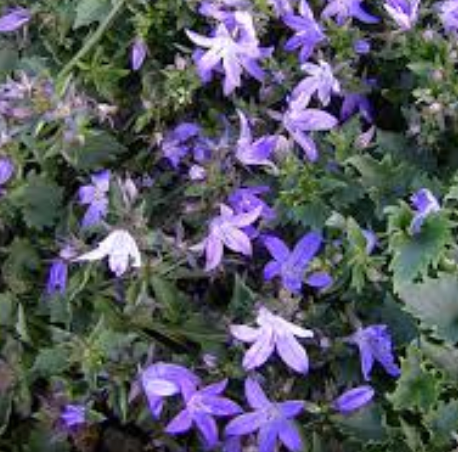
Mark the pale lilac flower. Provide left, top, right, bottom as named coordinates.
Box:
left=292, top=61, right=341, bottom=107
left=263, top=233, right=332, bottom=294
left=333, top=386, right=375, bottom=414
left=186, top=12, right=270, bottom=95
left=141, top=363, right=200, bottom=418
left=231, top=306, right=314, bottom=373
left=0, top=7, right=31, bottom=33
left=353, top=39, right=371, bottom=54
left=437, top=0, right=458, bottom=32
left=280, top=96, right=338, bottom=161
left=229, top=186, right=276, bottom=222
left=284, top=1, right=326, bottom=63
left=225, top=378, right=304, bottom=452
left=362, top=229, right=377, bottom=255
left=0, top=157, right=14, bottom=195
left=236, top=110, right=277, bottom=169
left=61, top=404, right=86, bottom=428
left=199, top=0, right=251, bottom=22
left=78, top=170, right=110, bottom=228
left=74, top=229, right=141, bottom=277
left=340, top=93, right=373, bottom=123
left=321, top=0, right=379, bottom=25
left=166, top=380, right=242, bottom=449
left=410, top=188, right=440, bottom=234
left=347, top=325, right=401, bottom=381
left=131, top=38, right=147, bottom=71
left=268, top=0, right=297, bottom=16
left=189, top=164, right=207, bottom=181
left=384, top=0, right=421, bottom=30
left=203, top=204, right=262, bottom=271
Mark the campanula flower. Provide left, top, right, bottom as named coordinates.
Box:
left=186, top=11, right=270, bottom=95
left=225, top=378, right=304, bottom=452
left=0, top=157, right=14, bottom=195
left=45, top=247, right=76, bottom=296
left=141, top=362, right=200, bottom=418
left=229, top=186, right=276, bottom=222
left=165, top=380, right=242, bottom=449
left=321, top=0, right=379, bottom=25
left=281, top=95, right=338, bottom=161
left=61, top=404, right=86, bottom=428
left=269, top=0, right=297, bottom=16
left=263, top=233, right=332, bottom=294
left=0, top=7, right=31, bottom=32
left=353, top=39, right=371, bottom=54
left=189, top=164, right=207, bottom=181
left=347, top=325, right=401, bottom=381
left=384, top=0, right=421, bottom=30
left=362, top=229, right=377, bottom=255
left=203, top=204, right=262, bottom=271
left=131, top=38, right=147, bottom=71
left=284, top=1, right=326, bottom=63
left=333, top=386, right=375, bottom=414
left=236, top=110, right=277, bottom=169
left=340, top=93, right=374, bottom=123
left=78, top=170, right=110, bottom=228
left=74, top=229, right=141, bottom=277
left=437, top=0, right=458, bottom=32
left=410, top=188, right=440, bottom=234
left=231, top=306, right=314, bottom=373
left=292, top=60, right=341, bottom=107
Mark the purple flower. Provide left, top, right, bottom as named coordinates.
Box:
left=263, top=233, right=332, bottom=294
left=353, top=39, right=371, bottom=54
left=141, top=362, right=200, bottom=418
left=333, top=386, right=375, bottom=414
left=203, top=204, right=262, bottom=271
left=0, top=7, right=31, bottom=33
left=437, top=0, right=458, bottom=32
left=189, top=164, right=207, bottom=181
left=281, top=95, right=338, bottom=161
left=284, top=1, right=326, bottom=63
left=165, top=379, right=242, bottom=449
left=292, top=61, right=341, bottom=107
left=199, top=0, right=251, bottom=22
left=236, top=110, right=277, bottom=169
left=340, top=93, right=374, bottom=123
left=131, top=38, right=147, bottom=71
left=321, top=0, right=379, bottom=25
left=225, top=378, right=304, bottom=452
left=61, top=404, right=86, bottom=428
left=186, top=12, right=270, bottom=95
left=231, top=306, right=314, bottom=373
left=78, top=170, right=110, bottom=228
left=362, top=229, right=377, bottom=255
left=45, top=247, right=76, bottom=296
left=268, top=0, right=297, bottom=16
left=74, top=229, right=142, bottom=277
left=384, top=0, right=420, bottom=30
left=0, top=157, right=14, bottom=195
left=347, top=325, right=401, bottom=381
left=410, top=188, right=440, bottom=234
left=229, top=186, right=276, bottom=222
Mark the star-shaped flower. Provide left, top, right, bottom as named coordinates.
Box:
left=78, top=170, right=111, bottom=228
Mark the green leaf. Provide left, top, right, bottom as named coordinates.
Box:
left=425, top=401, right=458, bottom=448
left=398, top=275, right=458, bottom=343
left=73, top=0, right=111, bottom=29
left=150, top=276, right=188, bottom=322
left=229, top=274, right=256, bottom=318
left=388, top=345, right=440, bottom=412
left=31, top=347, right=69, bottom=378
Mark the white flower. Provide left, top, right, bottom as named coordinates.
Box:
left=75, top=229, right=141, bottom=277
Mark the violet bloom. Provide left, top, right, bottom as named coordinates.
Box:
left=280, top=95, right=338, bottom=161
left=236, top=110, right=277, bottom=169
left=333, top=386, right=375, bottom=414
left=384, top=0, right=420, bottom=30
left=203, top=204, right=262, bottom=271
left=0, top=157, right=14, bottom=195
left=292, top=61, right=341, bottom=107
left=141, top=362, right=200, bottom=418
left=225, top=378, right=304, bottom=452
left=229, top=186, right=276, bottom=222
left=347, top=325, right=401, bottom=381
left=263, top=233, right=332, bottom=294
left=268, top=0, right=297, bottom=16
left=186, top=11, right=270, bottom=95
left=340, top=93, right=373, bottom=123
left=61, top=404, right=86, bottom=428
left=437, top=0, right=458, bottom=32
left=131, top=38, right=147, bottom=71
left=321, top=0, right=379, bottom=25
left=410, top=188, right=440, bottom=234
left=45, top=247, right=75, bottom=296
left=78, top=170, right=110, bottom=228
left=353, top=39, right=371, bottom=54
left=0, top=7, right=31, bottom=32
left=165, top=380, right=242, bottom=450
left=189, top=164, right=207, bottom=181
left=362, top=229, right=377, bottom=255
left=74, top=229, right=141, bottom=277
left=284, top=1, right=326, bottom=63
left=231, top=306, right=314, bottom=373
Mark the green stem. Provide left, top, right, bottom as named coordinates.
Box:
left=58, top=0, right=126, bottom=80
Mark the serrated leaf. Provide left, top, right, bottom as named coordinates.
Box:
left=425, top=401, right=458, bottom=448
left=73, top=0, right=111, bottom=29
left=421, top=338, right=458, bottom=379
left=398, top=275, right=458, bottom=343
left=32, top=347, right=69, bottom=378
left=388, top=345, right=439, bottom=412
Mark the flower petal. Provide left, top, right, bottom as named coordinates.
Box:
left=276, top=333, right=309, bottom=374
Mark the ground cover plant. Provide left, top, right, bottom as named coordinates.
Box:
left=2, top=0, right=458, bottom=450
